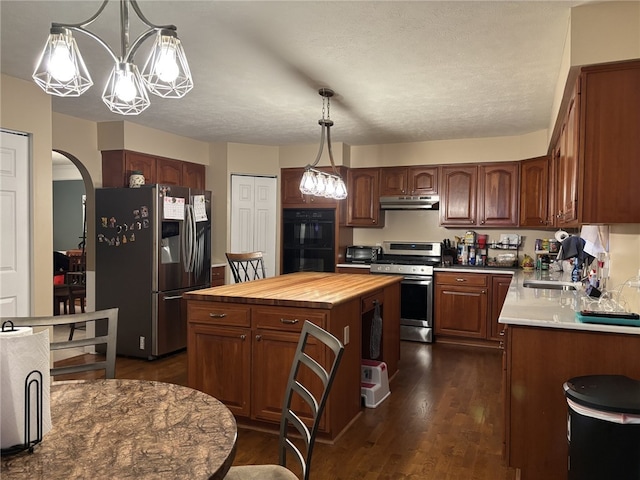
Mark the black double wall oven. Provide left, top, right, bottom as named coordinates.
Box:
left=282, top=209, right=335, bottom=274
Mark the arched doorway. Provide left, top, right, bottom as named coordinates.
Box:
left=52, top=150, right=95, bottom=313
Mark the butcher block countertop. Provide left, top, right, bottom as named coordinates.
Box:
left=184, top=271, right=403, bottom=308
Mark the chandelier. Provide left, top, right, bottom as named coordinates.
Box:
left=32, top=0, right=193, bottom=115
left=299, top=88, right=348, bottom=200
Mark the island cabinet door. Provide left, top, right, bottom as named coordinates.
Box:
left=251, top=328, right=327, bottom=430
left=187, top=323, right=252, bottom=417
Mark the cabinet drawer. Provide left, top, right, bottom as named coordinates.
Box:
left=361, top=290, right=383, bottom=314
left=437, top=272, right=488, bottom=287
left=188, top=301, right=250, bottom=327
left=211, top=266, right=225, bottom=286
left=253, top=306, right=326, bottom=332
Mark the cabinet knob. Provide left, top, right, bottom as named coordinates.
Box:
left=481, top=290, right=487, bottom=294
left=255, top=335, right=262, bottom=341
left=240, top=334, right=246, bottom=340
left=480, top=220, right=485, bottom=224
left=209, top=313, right=227, bottom=318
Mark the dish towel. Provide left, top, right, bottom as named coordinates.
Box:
left=557, top=236, right=594, bottom=266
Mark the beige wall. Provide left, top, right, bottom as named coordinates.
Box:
left=97, top=121, right=209, bottom=165
left=208, top=142, right=229, bottom=267
left=548, top=1, right=640, bottom=145
left=279, top=141, right=351, bottom=169
left=349, top=130, right=548, bottom=168
left=609, top=224, right=640, bottom=313
left=571, top=2, right=640, bottom=67
left=1, top=75, right=53, bottom=315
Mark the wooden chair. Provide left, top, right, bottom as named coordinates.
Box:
left=2, top=308, right=119, bottom=379
left=226, top=251, right=266, bottom=283
left=225, top=321, right=344, bottom=480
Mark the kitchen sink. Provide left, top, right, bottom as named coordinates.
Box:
left=523, top=279, right=578, bottom=291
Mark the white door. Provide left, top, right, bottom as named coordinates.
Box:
left=230, top=175, right=277, bottom=277
left=0, top=130, right=30, bottom=316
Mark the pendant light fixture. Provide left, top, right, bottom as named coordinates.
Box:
left=32, top=0, right=193, bottom=115
left=299, top=88, right=348, bottom=200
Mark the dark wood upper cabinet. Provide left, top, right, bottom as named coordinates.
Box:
left=478, top=163, right=519, bottom=227
left=439, top=165, right=478, bottom=226
left=156, top=158, right=183, bottom=186
left=519, top=156, right=552, bottom=227
left=182, top=162, right=206, bottom=190
left=101, top=150, right=205, bottom=189
left=579, top=60, right=640, bottom=224
left=379, top=166, right=438, bottom=196
left=347, top=168, right=384, bottom=227
left=440, top=163, right=519, bottom=227
left=102, top=150, right=156, bottom=187
left=545, top=59, right=640, bottom=225
left=281, top=167, right=345, bottom=206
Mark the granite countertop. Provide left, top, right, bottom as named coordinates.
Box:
left=499, top=270, right=640, bottom=335
left=184, top=271, right=402, bottom=308
left=1, top=379, right=237, bottom=480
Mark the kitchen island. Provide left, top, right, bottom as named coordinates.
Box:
left=184, top=272, right=402, bottom=441
left=499, top=272, right=640, bottom=480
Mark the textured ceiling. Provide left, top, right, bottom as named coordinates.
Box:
left=1, top=1, right=586, bottom=146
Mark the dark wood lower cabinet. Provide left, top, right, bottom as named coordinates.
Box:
left=434, top=271, right=510, bottom=347
left=505, top=325, right=640, bottom=480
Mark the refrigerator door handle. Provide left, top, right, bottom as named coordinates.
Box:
left=163, top=294, right=184, bottom=301
left=182, top=205, right=196, bottom=273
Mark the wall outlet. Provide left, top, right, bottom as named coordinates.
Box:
left=139, top=336, right=145, bottom=350
left=343, top=326, right=350, bottom=345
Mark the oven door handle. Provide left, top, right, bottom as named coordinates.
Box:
left=402, top=276, right=432, bottom=283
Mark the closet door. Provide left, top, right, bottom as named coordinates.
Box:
left=230, top=175, right=277, bottom=277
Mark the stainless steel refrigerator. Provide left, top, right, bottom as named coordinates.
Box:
left=95, top=185, right=211, bottom=359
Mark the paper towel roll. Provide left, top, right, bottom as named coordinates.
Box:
left=580, top=225, right=609, bottom=257
left=0, top=328, right=52, bottom=449
left=0, top=325, right=33, bottom=337
left=555, top=230, right=570, bottom=242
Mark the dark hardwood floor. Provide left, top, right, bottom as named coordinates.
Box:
left=56, top=341, right=516, bottom=479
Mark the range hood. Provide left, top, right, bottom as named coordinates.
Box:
left=380, top=195, right=440, bottom=210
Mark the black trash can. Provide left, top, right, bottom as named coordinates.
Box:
left=564, top=375, right=640, bottom=480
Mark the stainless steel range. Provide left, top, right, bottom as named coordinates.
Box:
left=371, top=241, right=441, bottom=343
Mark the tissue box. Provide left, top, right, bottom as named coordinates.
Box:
left=361, top=360, right=390, bottom=408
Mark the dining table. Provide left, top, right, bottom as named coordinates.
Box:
left=0, top=379, right=237, bottom=479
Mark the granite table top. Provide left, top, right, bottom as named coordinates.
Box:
left=1, top=379, right=237, bottom=480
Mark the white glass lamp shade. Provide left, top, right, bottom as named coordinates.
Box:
left=314, top=174, right=327, bottom=196
left=333, top=178, right=348, bottom=199
left=299, top=169, right=317, bottom=195
left=141, top=30, right=193, bottom=98
left=32, top=27, right=93, bottom=97
left=102, top=63, right=150, bottom=115
left=324, top=176, right=336, bottom=198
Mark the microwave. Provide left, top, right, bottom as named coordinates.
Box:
left=345, top=245, right=382, bottom=264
